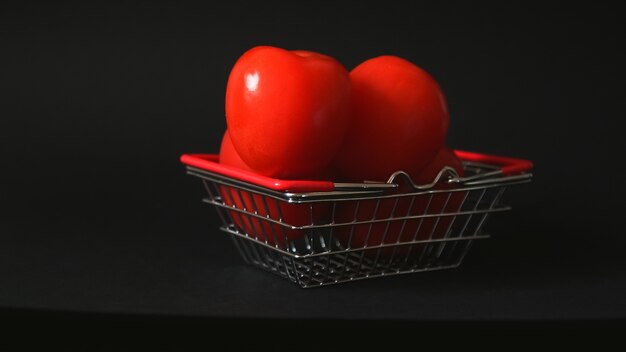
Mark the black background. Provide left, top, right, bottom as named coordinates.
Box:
left=1, top=0, right=625, bottom=329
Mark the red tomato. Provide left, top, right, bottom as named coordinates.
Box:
left=225, top=46, right=351, bottom=179
left=408, top=148, right=467, bottom=254
left=218, top=130, right=255, bottom=235
left=413, top=148, right=464, bottom=185
left=219, top=131, right=330, bottom=249
left=334, top=55, right=449, bottom=182
left=334, top=148, right=465, bottom=260
left=219, top=130, right=253, bottom=171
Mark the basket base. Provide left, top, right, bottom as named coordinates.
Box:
left=226, top=230, right=485, bottom=288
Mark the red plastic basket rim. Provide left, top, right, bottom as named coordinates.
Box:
left=181, top=150, right=533, bottom=193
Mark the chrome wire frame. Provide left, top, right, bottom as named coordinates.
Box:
left=187, top=162, right=532, bottom=288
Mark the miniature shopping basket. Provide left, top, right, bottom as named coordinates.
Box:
left=181, top=151, right=533, bottom=288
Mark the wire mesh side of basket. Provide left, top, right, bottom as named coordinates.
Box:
left=188, top=161, right=529, bottom=287
left=227, top=231, right=476, bottom=288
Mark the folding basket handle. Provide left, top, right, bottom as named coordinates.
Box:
left=454, top=150, right=533, bottom=176
left=181, top=151, right=533, bottom=193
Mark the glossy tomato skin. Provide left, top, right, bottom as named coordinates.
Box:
left=219, top=130, right=253, bottom=171
left=334, top=55, right=449, bottom=182
left=334, top=148, right=465, bottom=259
left=225, top=46, right=351, bottom=179
left=218, top=131, right=330, bottom=249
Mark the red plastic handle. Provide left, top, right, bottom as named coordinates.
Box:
left=180, top=154, right=336, bottom=193
left=453, top=150, right=533, bottom=176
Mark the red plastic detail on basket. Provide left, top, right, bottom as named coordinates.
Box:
left=180, top=154, right=335, bottom=192
left=182, top=151, right=533, bottom=191
left=453, top=150, right=533, bottom=176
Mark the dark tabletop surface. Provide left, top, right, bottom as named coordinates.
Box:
left=1, top=2, right=625, bottom=323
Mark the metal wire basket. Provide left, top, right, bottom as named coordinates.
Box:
left=181, top=150, right=533, bottom=288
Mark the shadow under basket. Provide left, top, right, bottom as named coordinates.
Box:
left=181, top=150, right=533, bottom=288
